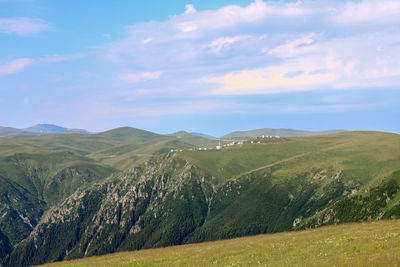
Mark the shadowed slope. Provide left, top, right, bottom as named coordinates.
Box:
left=5, top=132, right=400, bottom=266
left=41, top=220, right=400, bottom=267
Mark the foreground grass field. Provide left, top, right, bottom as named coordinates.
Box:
left=41, top=220, right=400, bottom=267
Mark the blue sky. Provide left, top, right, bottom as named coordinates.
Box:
left=0, top=0, right=399, bottom=136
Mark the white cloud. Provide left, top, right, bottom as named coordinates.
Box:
left=0, top=17, right=47, bottom=35
left=99, top=0, right=400, bottom=99
left=174, top=1, right=266, bottom=33
left=4, top=0, right=400, bottom=124
left=176, top=23, right=198, bottom=33
left=205, top=58, right=338, bottom=95
left=0, top=58, right=35, bottom=77
left=0, top=54, right=86, bottom=78
left=206, top=34, right=400, bottom=95
left=172, top=0, right=311, bottom=34
left=119, top=71, right=162, bottom=83
left=336, top=0, right=400, bottom=24
left=210, top=35, right=250, bottom=53
left=140, top=38, right=153, bottom=44
left=267, top=34, right=317, bottom=58
left=185, top=4, right=196, bottom=15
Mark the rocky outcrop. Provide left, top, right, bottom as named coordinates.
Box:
left=4, top=154, right=376, bottom=267
left=5, top=155, right=214, bottom=266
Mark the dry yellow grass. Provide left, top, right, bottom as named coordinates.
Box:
left=41, top=220, right=400, bottom=267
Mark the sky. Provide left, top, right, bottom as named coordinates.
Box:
left=0, top=0, right=399, bottom=136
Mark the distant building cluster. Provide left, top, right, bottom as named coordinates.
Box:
left=170, top=136, right=280, bottom=153
left=256, top=135, right=280, bottom=139
left=225, top=141, right=243, bottom=147
left=170, top=149, right=184, bottom=152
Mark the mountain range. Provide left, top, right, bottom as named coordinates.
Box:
left=0, top=124, right=346, bottom=139
left=0, top=126, right=398, bottom=266
left=0, top=124, right=87, bottom=137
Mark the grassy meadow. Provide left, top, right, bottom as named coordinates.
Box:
left=179, top=131, right=400, bottom=182
left=40, top=220, right=400, bottom=267
left=2, top=130, right=400, bottom=266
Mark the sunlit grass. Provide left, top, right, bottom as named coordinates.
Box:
left=42, top=220, right=400, bottom=266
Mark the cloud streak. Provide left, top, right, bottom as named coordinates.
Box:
left=119, top=71, right=162, bottom=84
left=0, top=53, right=85, bottom=78
left=0, top=17, right=47, bottom=35
left=0, top=58, right=35, bottom=77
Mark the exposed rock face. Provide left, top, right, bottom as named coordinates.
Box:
left=5, top=155, right=214, bottom=266
left=0, top=176, right=46, bottom=247
left=0, top=151, right=116, bottom=263
left=297, top=172, right=400, bottom=230
left=4, top=152, right=359, bottom=267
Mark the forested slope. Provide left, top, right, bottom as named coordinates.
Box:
left=4, top=132, right=400, bottom=266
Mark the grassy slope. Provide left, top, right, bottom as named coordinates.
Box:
left=5, top=131, right=400, bottom=266
left=175, top=132, right=400, bottom=242
left=95, top=127, right=166, bottom=144
left=0, top=133, right=121, bottom=248
left=88, top=135, right=219, bottom=170
left=0, top=127, right=218, bottom=170
left=0, top=151, right=116, bottom=204
left=179, top=132, right=400, bottom=182
left=5, top=134, right=116, bottom=155
left=0, top=150, right=116, bottom=246
left=0, top=128, right=222, bottom=247
left=1, top=127, right=167, bottom=157
left=0, top=127, right=36, bottom=137
left=0, top=125, right=167, bottom=150
left=41, top=220, right=400, bottom=267
left=298, top=170, right=400, bottom=229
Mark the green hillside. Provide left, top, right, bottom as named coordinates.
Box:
left=180, top=132, right=399, bottom=181
left=95, top=127, right=166, bottom=144
left=298, top=170, right=400, bottom=229
left=0, top=126, right=225, bottom=262
left=222, top=128, right=345, bottom=138
left=0, top=150, right=116, bottom=247
left=167, top=131, right=196, bottom=138
left=88, top=137, right=218, bottom=170
left=189, top=132, right=216, bottom=139
left=5, top=131, right=400, bottom=266
left=167, top=131, right=216, bottom=142
left=87, top=130, right=219, bottom=170
left=0, top=127, right=34, bottom=137
left=8, top=133, right=116, bottom=155
left=41, top=220, right=400, bottom=267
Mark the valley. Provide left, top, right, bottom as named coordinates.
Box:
left=0, top=128, right=399, bottom=266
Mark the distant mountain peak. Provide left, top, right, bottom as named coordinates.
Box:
left=23, top=124, right=88, bottom=134
left=167, top=131, right=194, bottom=138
